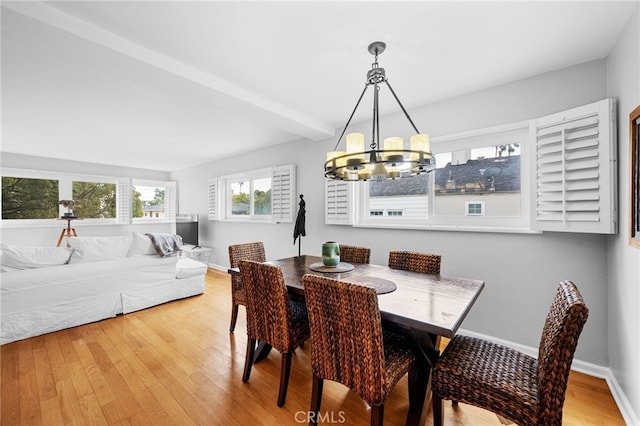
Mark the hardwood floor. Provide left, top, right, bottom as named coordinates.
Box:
left=1, top=270, right=625, bottom=425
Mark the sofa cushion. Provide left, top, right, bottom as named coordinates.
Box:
left=66, top=236, right=132, bottom=263
left=176, top=257, right=208, bottom=279
left=0, top=243, right=73, bottom=271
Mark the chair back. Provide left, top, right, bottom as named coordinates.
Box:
left=229, top=241, right=266, bottom=268
left=388, top=250, right=441, bottom=274
left=239, top=260, right=295, bottom=352
left=339, top=244, right=371, bottom=264
left=303, top=274, right=387, bottom=406
left=537, top=280, right=589, bottom=424
left=228, top=242, right=266, bottom=297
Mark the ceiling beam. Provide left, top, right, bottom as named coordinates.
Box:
left=3, top=1, right=335, bottom=141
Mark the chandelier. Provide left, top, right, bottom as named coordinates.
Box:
left=325, top=41, right=435, bottom=181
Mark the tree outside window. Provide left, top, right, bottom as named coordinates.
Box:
left=1, top=177, right=59, bottom=219
left=230, top=177, right=271, bottom=217
left=72, top=181, right=116, bottom=219
left=133, top=185, right=165, bottom=219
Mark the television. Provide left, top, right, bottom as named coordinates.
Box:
left=176, top=215, right=199, bottom=248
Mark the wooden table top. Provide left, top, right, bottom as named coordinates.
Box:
left=232, top=255, right=484, bottom=338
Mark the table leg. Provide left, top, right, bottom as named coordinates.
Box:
left=415, top=331, right=441, bottom=426
left=401, top=329, right=440, bottom=426
left=253, top=341, right=273, bottom=363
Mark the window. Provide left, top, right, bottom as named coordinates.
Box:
left=466, top=201, right=485, bottom=216
left=134, top=184, right=165, bottom=219
left=2, top=176, right=59, bottom=219
left=229, top=177, right=271, bottom=217
left=431, top=123, right=528, bottom=228
left=131, top=180, right=176, bottom=223
left=1, top=169, right=176, bottom=226
left=630, top=104, right=640, bottom=248
left=352, top=121, right=530, bottom=230
left=362, top=174, right=429, bottom=226
left=328, top=99, right=616, bottom=234
left=72, top=180, right=116, bottom=219
left=209, top=164, right=296, bottom=223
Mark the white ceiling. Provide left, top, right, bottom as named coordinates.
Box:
left=1, top=1, right=636, bottom=172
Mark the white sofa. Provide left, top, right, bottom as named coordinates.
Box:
left=0, top=233, right=207, bottom=344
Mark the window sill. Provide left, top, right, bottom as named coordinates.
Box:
left=352, top=222, right=542, bottom=234
left=132, top=219, right=173, bottom=224
left=220, top=217, right=275, bottom=224
left=0, top=219, right=119, bottom=229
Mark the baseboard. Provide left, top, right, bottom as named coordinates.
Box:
left=209, top=263, right=228, bottom=273
left=459, top=328, right=639, bottom=426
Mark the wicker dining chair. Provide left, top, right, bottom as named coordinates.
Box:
left=227, top=242, right=266, bottom=332
left=339, top=244, right=371, bottom=264
left=303, top=274, right=425, bottom=426
left=431, top=280, right=589, bottom=426
left=239, top=260, right=310, bottom=407
left=388, top=250, right=441, bottom=275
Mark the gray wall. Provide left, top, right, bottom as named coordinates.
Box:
left=606, top=7, right=640, bottom=423
left=172, top=59, right=611, bottom=367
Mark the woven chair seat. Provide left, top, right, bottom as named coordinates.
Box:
left=432, top=335, right=539, bottom=424
left=289, top=298, right=310, bottom=349
left=380, top=330, right=416, bottom=401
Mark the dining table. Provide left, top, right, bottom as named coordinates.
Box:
left=228, top=254, right=484, bottom=425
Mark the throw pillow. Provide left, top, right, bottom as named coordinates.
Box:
left=129, top=232, right=157, bottom=256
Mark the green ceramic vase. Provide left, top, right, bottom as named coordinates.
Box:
left=322, top=241, right=340, bottom=267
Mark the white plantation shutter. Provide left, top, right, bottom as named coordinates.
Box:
left=325, top=180, right=351, bottom=225
left=271, top=164, right=296, bottom=223
left=208, top=178, right=219, bottom=221
left=535, top=98, right=616, bottom=233
left=164, top=181, right=177, bottom=222
left=117, top=178, right=132, bottom=224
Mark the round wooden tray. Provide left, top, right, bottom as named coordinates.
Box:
left=308, top=262, right=355, bottom=273
left=345, top=276, right=397, bottom=294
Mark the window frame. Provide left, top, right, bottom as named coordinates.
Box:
left=2, top=170, right=60, bottom=224
left=212, top=165, right=297, bottom=224
left=223, top=169, right=273, bottom=222
left=1, top=168, right=120, bottom=226
left=465, top=201, right=486, bottom=216
left=131, top=179, right=177, bottom=224
left=330, top=99, right=616, bottom=235
left=70, top=175, right=118, bottom=220
left=429, top=120, right=531, bottom=230
left=1, top=168, right=175, bottom=227
left=353, top=120, right=533, bottom=232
